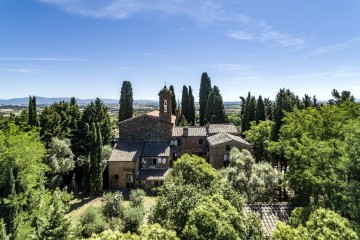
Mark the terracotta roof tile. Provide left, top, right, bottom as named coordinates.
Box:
left=172, top=123, right=238, bottom=137
left=208, top=124, right=238, bottom=134
left=108, top=140, right=144, bottom=162
left=244, top=203, right=293, bottom=239
left=207, top=132, right=251, bottom=146
left=137, top=169, right=169, bottom=181
left=142, top=142, right=170, bottom=157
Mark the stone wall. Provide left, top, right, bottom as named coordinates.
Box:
left=173, top=136, right=208, bottom=159
left=209, top=141, right=252, bottom=169
left=108, top=161, right=138, bottom=188
left=119, top=115, right=173, bottom=141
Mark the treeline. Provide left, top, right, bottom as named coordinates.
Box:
left=0, top=96, right=114, bottom=239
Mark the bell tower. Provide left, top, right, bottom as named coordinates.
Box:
left=158, top=85, right=172, bottom=123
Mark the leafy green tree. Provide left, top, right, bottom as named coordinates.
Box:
left=118, top=81, right=134, bottom=122
left=222, top=148, right=281, bottom=203
left=188, top=86, right=195, bottom=125
left=271, top=88, right=296, bottom=141
left=328, top=89, right=355, bottom=105
left=45, top=138, right=75, bottom=187
left=228, top=113, right=241, bottom=126
left=139, top=224, right=179, bottom=240
left=255, top=95, right=265, bottom=124
left=0, top=219, right=9, bottom=240
left=204, top=85, right=227, bottom=124
left=129, top=189, right=145, bottom=208
left=123, top=206, right=144, bottom=233
left=102, top=191, right=124, bottom=220
left=272, top=208, right=358, bottom=240
left=199, top=72, right=212, bottom=126
left=245, top=120, right=274, bottom=162
left=169, top=85, right=177, bottom=115
left=183, top=194, right=248, bottom=240
left=80, top=207, right=108, bottom=238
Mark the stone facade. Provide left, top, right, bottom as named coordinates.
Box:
left=209, top=140, right=252, bottom=169
left=108, top=85, right=252, bottom=189
left=119, top=113, right=174, bottom=142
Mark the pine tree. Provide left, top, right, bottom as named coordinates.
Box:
left=255, top=95, right=265, bottom=124
left=181, top=85, right=190, bottom=123
left=199, top=72, right=212, bottom=126
left=205, top=86, right=227, bottom=124
left=169, top=85, right=177, bottom=115
left=118, top=81, right=133, bottom=122
left=188, top=86, right=195, bottom=125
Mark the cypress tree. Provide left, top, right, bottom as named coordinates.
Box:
left=264, top=98, right=273, bottom=120
left=95, top=123, right=103, bottom=195
left=169, top=85, right=177, bottom=115
left=28, top=96, right=38, bottom=127
left=249, top=96, right=256, bottom=123
left=3, top=168, right=18, bottom=237
left=241, top=92, right=252, bottom=133
left=188, top=86, right=195, bottom=125
left=118, top=81, right=134, bottom=122
left=89, top=123, right=98, bottom=196
left=255, top=95, right=265, bottom=124
left=181, top=85, right=190, bottom=123
left=199, top=72, right=212, bottom=126
left=205, top=86, right=227, bottom=124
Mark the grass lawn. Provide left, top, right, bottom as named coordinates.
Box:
left=67, top=192, right=157, bottom=224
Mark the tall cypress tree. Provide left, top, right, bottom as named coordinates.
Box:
left=249, top=96, right=256, bottom=123
left=181, top=85, right=190, bottom=123
left=264, top=98, right=273, bottom=120
left=255, top=95, right=265, bottom=124
left=28, top=96, right=38, bottom=127
left=188, top=86, right=195, bottom=125
left=118, top=81, right=133, bottom=122
left=89, top=123, right=98, bottom=196
left=95, top=123, right=103, bottom=195
left=169, top=85, right=177, bottom=115
left=199, top=72, right=212, bottom=126
left=241, top=92, right=252, bottom=133
left=205, top=86, right=227, bottom=124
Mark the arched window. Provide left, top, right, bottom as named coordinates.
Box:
left=164, top=100, right=168, bottom=113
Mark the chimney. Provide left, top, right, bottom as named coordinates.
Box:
left=183, top=127, right=188, bottom=136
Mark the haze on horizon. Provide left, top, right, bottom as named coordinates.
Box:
left=1, top=0, right=359, bottom=101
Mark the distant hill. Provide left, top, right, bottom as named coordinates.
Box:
left=0, top=97, right=158, bottom=106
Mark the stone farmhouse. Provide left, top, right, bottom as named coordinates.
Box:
left=108, top=86, right=252, bottom=189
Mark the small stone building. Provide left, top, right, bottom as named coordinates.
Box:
left=108, top=85, right=252, bottom=189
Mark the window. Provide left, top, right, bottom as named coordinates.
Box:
left=114, top=174, right=119, bottom=180
left=226, top=145, right=231, bottom=151
left=199, top=138, right=204, bottom=144
left=153, top=158, right=157, bottom=165
left=177, top=138, right=182, bottom=146
left=164, top=100, right=168, bottom=113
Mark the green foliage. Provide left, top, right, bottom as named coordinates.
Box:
left=169, top=85, right=177, bottom=115
left=269, top=103, right=360, bottom=221
left=123, top=207, right=144, bottom=233
left=255, top=95, right=265, bottom=124
left=129, top=189, right=145, bottom=208
left=118, top=81, right=134, bottom=122
left=139, top=224, right=179, bottom=240
left=228, top=113, right=241, bottom=126
left=245, top=120, right=274, bottom=162
left=199, top=72, right=212, bottom=126
left=28, top=96, right=38, bottom=128
left=0, top=219, right=9, bottom=240
left=328, top=89, right=355, bottom=105
left=263, top=97, right=273, bottom=120
left=188, top=86, right=195, bottom=125
left=102, top=191, right=124, bottom=219
left=171, top=154, right=220, bottom=189
left=222, top=148, right=281, bottom=203
left=272, top=208, right=358, bottom=240
left=181, top=85, right=193, bottom=125
left=34, top=188, right=74, bottom=240
left=89, top=123, right=103, bottom=196
left=80, top=207, right=108, bottom=238
left=183, top=194, right=247, bottom=240
left=205, top=85, right=227, bottom=124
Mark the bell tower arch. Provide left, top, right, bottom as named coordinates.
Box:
left=158, top=85, right=172, bottom=123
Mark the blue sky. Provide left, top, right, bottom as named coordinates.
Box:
left=1, top=0, right=360, bottom=101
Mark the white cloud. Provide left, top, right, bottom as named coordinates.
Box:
left=217, top=63, right=249, bottom=71
left=37, top=0, right=305, bottom=47
left=1, top=68, right=45, bottom=73
left=307, top=37, right=360, bottom=57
